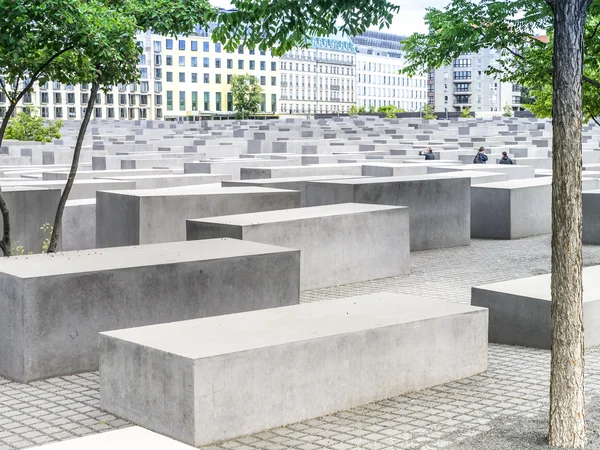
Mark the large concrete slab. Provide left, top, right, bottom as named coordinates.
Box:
left=100, top=293, right=488, bottom=446
left=29, top=427, right=194, bottom=449
left=305, top=175, right=471, bottom=251
left=472, top=266, right=600, bottom=349
left=583, top=190, right=600, bottom=245
left=187, top=203, right=410, bottom=290
left=96, top=185, right=300, bottom=248
left=472, top=178, right=598, bottom=239
left=0, top=238, right=300, bottom=382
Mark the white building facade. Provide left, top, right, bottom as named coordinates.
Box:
left=0, top=27, right=280, bottom=122
left=279, top=33, right=356, bottom=115
left=430, top=48, right=520, bottom=114
left=352, top=31, right=427, bottom=112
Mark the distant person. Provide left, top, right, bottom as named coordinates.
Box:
left=499, top=151, right=514, bottom=165
left=473, top=147, right=488, bottom=164
left=424, top=148, right=435, bottom=160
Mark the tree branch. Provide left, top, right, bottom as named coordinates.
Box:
left=589, top=20, right=600, bottom=40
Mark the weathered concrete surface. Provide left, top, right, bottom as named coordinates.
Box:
left=0, top=238, right=300, bottom=382
left=100, top=293, right=488, bottom=446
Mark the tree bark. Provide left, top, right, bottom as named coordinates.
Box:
left=548, top=0, right=590, bottom=447
left=0, top=100, right=19, bottom=257
left=47, top=81, right=100, bottom=253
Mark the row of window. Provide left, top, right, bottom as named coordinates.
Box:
left=280, top=104, right=351, bottom=114
left=357, top=87, right=426, bottom=99
left=279, top=92, right=352, bottom=101
left=163, top=91, right=278, bottom=113
left=153, top=56, right=277, bottom=71
left=164, top=72, right=277, bottom=86
left=280, top=62, right=353, bottom=75
left=357, top=74, right=425, bottom=88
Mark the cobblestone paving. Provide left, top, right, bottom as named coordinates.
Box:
left=1, top=236, right=600, bottom=449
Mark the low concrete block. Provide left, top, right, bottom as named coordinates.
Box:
left=0, top=238, right=300, bottom=382
left=62, top=199, right=96, bottom=251
left=472, top=266, right=600, bottom=349
left=96, top=185, right=300, bottom=248
left=472, top=178, right=598, bottom=239
left=100, top=293, right=488, bottom=446
left=187, top=203, right=410, bottom=290
left=583, top=190, right=600, bottom=245
left=28, top=427, right=194, bottom=449
left=305, top=175, right=470, bottom=251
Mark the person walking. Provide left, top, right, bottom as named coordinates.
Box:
left=473, top=147, right=488, bottom=164
left=499, top=151, right=514, bottom=165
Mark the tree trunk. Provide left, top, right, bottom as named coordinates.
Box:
left=548, top=0, right=590, bottom=447
left=47, top=82, right=100, bottom=253
left=0, top=100, right=19, bottom=257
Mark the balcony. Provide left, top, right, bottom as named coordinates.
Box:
left=454, top=89, right=472, bottom=94
left=280, top=82, right=288, bottom=87
left=330, top=85, right=341, bottom=90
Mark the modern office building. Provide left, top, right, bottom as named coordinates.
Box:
left=0, top=27, right=280, bottom=121
left=429, top=48, right=519, bottom=114
left=279, top=33, right=356, bottom=115
left=351, top=31, right=427, bottom=111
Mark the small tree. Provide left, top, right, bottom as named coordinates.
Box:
left=422, top=104, right=437, bottom=120
left=230, top=74, right=263, bottom=119
left=377, top=105, right=404, bottom=118
left=358, top=106, right=366, bottom=114
left=503, top=103, right=513, bottom=117
left=349, top=105, right=359, bottom=116
left=460, top=106, right=472, bottom=118
left=5, top=110, right=62, bottom=143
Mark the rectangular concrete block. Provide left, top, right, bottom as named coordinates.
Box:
left=62, top=199, right=96, bottom=251
left=187, top=203, right=410, bottom=290
left=583, top=190, right=600, bottom=244
left=100, top=293, right=488, bottom=446
left=305, top=175, right=471, bottom=251
left=0, top=238, right=300, bottom=382
left=96, top=185, right=301, bottom=248
left=472, top=266, right=600, bottom=349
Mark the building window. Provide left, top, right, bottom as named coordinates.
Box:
left=203, top=91, right=209, bottom=111
left=106, top=94, right=114, bottom=104
left=41, top=92, right=49, bottom=104
left=54, top=93, right=62, bottom=104
left=179, top=56, right=185, bottom=66
left=203, top=42, right=209, bottom=52
left=203, top=57, right=209, bottom=68
left=260, top=76, right=266, bottom=86
left=155, top=94, right=162, bottom=106
left=192, top=91, right=198, bottom=111
left=141, top=81, right=149, bottom=93
left=260, top=61, right=266, bottom=71
left=178, top=40, right=185, bottom=50
left=215, top=92, right=221, bottom=111
left=166, top=39, right=173, bottom=50
left=179, top=72, right=185, bottom=82
left=179, top=91, right=185, bottom=110
left=238, top=45, right=243, bottom=54
left=67, top=93, right=75, bottom=104
left=249, top=60, right=255, bottom=70
left=166, top=56, right=173, bottom=66
left=271, top=77, right=276, bottom=86
left=215, top=74, right=221, bottom=84
left=191, top=57, right=198, bottom=67
left=203, top=73, right=209, bottom=83
left=55, top=107, right=63, bottom=118
left=140, top=95, right=148, bottom=106
left=191, top=41, right=198, bottom=51
left=128, top=94, right=136, bottom=105
left=95, top=107, right=102, bottom=118
left=227, top=74, right=232, bottom=84
left=238, top=60, right=244, bottom=70
left=227, top=92, right=233, bottom=111
left=119, top=94, right=126, bottom=105
left=215, top=58, right=221, bottom=68
left=227, top=59, right=233, bottom=69
left=155, top=108, right=162, bottom=119
left=107, top=108, right=114, bottom=118
left=167, top=91, right=173, bottom=110
left=68, top=107, right=76, bottom=118
left=119, top=107, right=126, bottom=119
left=192, top=73, right=198, bottom=83
left=271, top=93, right=276, bottom=112
left=215, top=43, right=221, bottom=53
left=166, top=72, right=173, bottom=82
left=81, top=93, right=89, bottom=104
left=153, top=41, right=162, bottom=52
left=453, top=58, right=471, bottom=68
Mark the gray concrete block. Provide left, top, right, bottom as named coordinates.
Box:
left=62, top=199, right=96, bottom=251
left=0, top=238, right=300, bottom=382
left=187, top=203, right=410, bottom=290
left=471, top=266, right=600, bottom=349
left=584, top=189, right=600, bottom=245
left=100, top=293, right=488, bottom=446
left=305, top=175, right=471, bottom=251
left=96, top=185, right=300, bottom=248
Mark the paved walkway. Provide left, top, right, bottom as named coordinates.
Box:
left=2, top=236, right=600, bottom=449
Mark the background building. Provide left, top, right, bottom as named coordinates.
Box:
left=279, top=33, right=356, bottom=115
left=430, top=48, right=519, bottom=115
left=0, top=27, right=280, bottom=121
left=352, top=31, right=427, bottom=111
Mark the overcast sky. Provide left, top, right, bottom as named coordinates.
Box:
left=210, top=0, right=451, bottom=35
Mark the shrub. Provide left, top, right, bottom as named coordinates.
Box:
left=5, top=109, right=62, bottom=143
left=460, top=106, right=472, bottom=118
left=422, top=104, right=437, bottom=120
left=349, top=105, right=359, bottom=116
left=503, top=104, right=513, bottom=117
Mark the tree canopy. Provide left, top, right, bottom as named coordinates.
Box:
left=399, top=0, right=600, bottom=122
left=230, top=74, right=263, bottom=118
